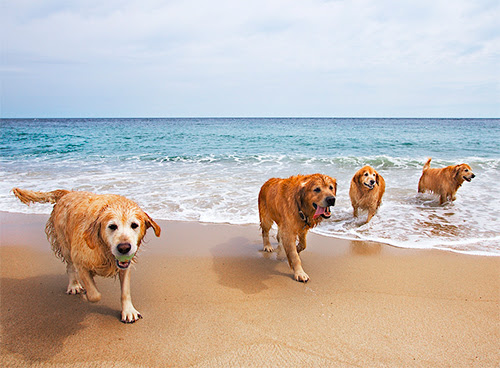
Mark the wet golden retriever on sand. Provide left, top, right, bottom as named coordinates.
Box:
left=349, top=166, right=385, bottom=223
left=12, top=188, right=161, bottom=323
left=417, top=158, right=475, bottom=204
left=258, top=174, right=337, bottom=282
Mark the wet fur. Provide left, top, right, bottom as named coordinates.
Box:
left=12, top=188, right=161, bottom=323
left=258, top=174, right=337, bottom=282
left=349, top=166, right=385, bottom=223
left=417, top=158, right=475, bottom=204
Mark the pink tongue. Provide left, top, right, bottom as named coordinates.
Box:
left=313, top=206, right=327, bottom=219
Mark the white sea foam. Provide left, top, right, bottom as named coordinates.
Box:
left=2, top=116, right=498, bottom=255
left=1, top=154, right=499, bottom=256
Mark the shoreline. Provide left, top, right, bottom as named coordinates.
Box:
left=1, top=211, right=499, bottom=367
left=1, top=209, right=498, bottom=258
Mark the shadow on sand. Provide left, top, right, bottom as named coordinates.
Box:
left=0, top=274, right=117, bottom=362
left=210, top=237, right=291, bottom=295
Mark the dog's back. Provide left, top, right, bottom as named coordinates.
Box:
left=13, top=188, right=119, bottom=262
left=417, top=158, right=475, bottom=204
left=258, top=177, right=291, bottom=226
left=418, top=158, right=438, bottom=193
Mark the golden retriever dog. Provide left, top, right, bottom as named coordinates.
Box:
left=349, top=166, right=385, bottom=223
left=418, top=158, right=475, bottom=204
left=12, top=188, right=161, bottom=323
left=258, top=174, right=337, bottom=282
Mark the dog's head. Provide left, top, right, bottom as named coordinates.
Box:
left=355, top=166, right=380, bottom=190
left=84, top=200, right=161, bottom=270
left=454, top=164, right=475, bottom=183
left=298, top=174, right=337, bottom=220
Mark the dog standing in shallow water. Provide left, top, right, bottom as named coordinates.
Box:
left=417, top=158, right=475, bottom=204
left=349, top=166, right=385, bottom=223
left=258, top=174, right=337, bottom=283
left=12, top=188, right=161, bottom=323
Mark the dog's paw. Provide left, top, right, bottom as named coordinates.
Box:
left=263, top=245, right=274, bottom=252
left=121, top=307, right=143, bottom=323
left=294, top=271, right=310, bottom=283
left=66, top=283, right=85, bottom=295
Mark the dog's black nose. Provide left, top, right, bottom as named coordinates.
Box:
left=326, top=196, right=336, bottom=206
left=369, top=180, right=375, bottom=185
left=117, top=243, right=132, bottom=254
left=471, top=174, right=475, bottom=178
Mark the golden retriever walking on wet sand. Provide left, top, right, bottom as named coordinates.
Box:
left=349, top=166, right=385, bottom=223
left=12, top=188, right=161, bottom=323
left=417, top=158, right=475, bottom=204
left=258, top=174, right=337, bottom=282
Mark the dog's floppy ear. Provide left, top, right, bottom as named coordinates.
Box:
left=359, top=171, right=365, bottom=185
left=144, top=212, right=161, bottom=237
left=453, top=164, right=463, bottom=179
left=375, top=172, right=380, bottom=185
left=297, top=178, right=309, bottom=209
left=84, top=207, right=108, bottom=250
left=354, top=170, right=362, bottom=185
left=84, top=217, right=103, bottom=250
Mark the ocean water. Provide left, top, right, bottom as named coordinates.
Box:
left=1, top=118, right=499, bottom=256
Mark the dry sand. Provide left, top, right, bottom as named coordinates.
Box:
left=0, top=211, right=498, bottom=367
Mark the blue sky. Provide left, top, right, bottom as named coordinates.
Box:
left=1, top=0, right=499, bottom=118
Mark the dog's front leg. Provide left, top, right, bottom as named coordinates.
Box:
left=66, top=262, right=85, bottom=295
left=281, top=230, right=309, bottom=282
left=119, top=268, right=142, bottom=323
left=366, top=208, right=376, bottom=223
left=77, top=267, right=101, bottom=302
left=297, top=231, right=307, bottom=253
left=439, top=194, right=448, bottom=205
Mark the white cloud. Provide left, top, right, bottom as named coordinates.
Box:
left=1, top=0, right=499, bottom=117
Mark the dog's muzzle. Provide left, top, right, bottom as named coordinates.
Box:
left=115, top=243, right=135, bottom=269
left=326, top=196, right=336, bottom=206
left=313, top=197, right=336, bottom=219
left=364, top=180, right=376, bottom=189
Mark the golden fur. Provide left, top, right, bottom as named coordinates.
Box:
left=349, top=166, right=385, bottom=223
left=12, top=188, right=161, bottom=323
left=258, top=174, right=337, bottom=282
left=418, top=158, right=475, bottom=204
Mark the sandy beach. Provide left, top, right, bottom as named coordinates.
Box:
left=0, top=211, right=498, bottom=367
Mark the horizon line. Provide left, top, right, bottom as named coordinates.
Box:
left=2, top=116, right=499, bottom=120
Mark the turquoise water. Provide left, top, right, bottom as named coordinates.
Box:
left=1, top=118, right=499, bottom=255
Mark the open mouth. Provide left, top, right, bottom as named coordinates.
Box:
left=116, top=259, right=131, bottom=269
left=364, top=182, right=375, bottom=189
left=463, top=176, right=472, bottom=182
left=313, top=203, right=332, bottom=219
left=115, top=253, right=135, bottom=270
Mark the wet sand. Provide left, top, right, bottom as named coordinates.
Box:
left=1, top=211, right=499, bottom=367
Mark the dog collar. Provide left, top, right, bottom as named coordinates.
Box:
left=297, top=206, right=311, bottom=228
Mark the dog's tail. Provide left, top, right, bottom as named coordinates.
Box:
left=12, top=188, right=71, bottom=206
left=422, top=158, right=432, bottom=171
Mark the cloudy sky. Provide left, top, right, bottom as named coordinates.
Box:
left=1, top=0, right=499, bottom=118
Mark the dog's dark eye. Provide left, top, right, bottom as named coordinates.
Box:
left=131, top=222, right=139, bottom=229
left=314, top=187, right=321, bottom=193
left=108, top=224, right=118, bottom=231
left=364, top=173, right=369, bottom=176
left=330, top=185, right=334, bottom=190
left=464, top=169, right=469, bottom=172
